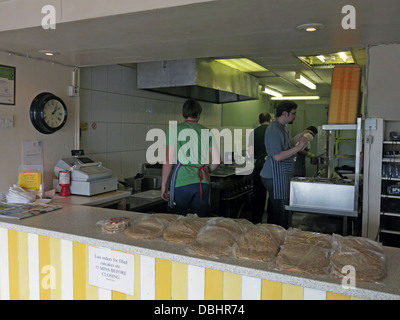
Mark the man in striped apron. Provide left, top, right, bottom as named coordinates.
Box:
left=260, top=100, right=310, bottom=228
left=161, top=99, right=220, bottom=217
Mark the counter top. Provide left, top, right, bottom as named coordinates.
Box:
left=0, top=203, right=399, bottom=300
left=51, top=190, right=131, bottom=207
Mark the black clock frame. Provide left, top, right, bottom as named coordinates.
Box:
left=30, top=92, right=68, bottom=134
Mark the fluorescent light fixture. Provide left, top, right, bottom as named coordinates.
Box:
left=271, top=96, right=320, bottom=101
left=262, top=87, right=282, bottom=97
left=215, top=58, right=268, bottom=72
left=338, top=52, right=347, bottom=62
left=295, top=72, right=316, bottom=90
left=297, top=51, right=354, bottom=68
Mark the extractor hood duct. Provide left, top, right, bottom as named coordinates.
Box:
left=137, top=58, right=259, bottom=104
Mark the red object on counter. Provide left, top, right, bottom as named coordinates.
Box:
left=58, top=171, right=71, bottom=197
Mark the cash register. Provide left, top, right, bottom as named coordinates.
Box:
left=54, top=154, right=117, bottom=196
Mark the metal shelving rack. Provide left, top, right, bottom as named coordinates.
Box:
left=322, top=117, right=363, bottom=215
left=380, top=139, right=400, bottom=246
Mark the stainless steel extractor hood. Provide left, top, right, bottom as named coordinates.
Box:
left=137, top=58, right=260, bottom=104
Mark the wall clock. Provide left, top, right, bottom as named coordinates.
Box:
left=30, top=92, right=68, bottom=134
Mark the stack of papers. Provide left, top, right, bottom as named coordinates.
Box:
left=6, top=185, right=36, bottom=203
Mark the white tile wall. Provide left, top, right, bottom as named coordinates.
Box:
left=80, top=65, right=222, bottom=180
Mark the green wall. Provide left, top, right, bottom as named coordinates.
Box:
left=222, top=95, right=271, bottom=128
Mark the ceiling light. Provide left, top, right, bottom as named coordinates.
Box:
left=316, top=55, right=325, bottom=62
left=338, top=52, right=347, bottom=62
left=295, top=23, right=326, bottom=32
left=297, top=51, right=354, bottom=68
left=215, top=58, right=268, bottom=72
left=38, top=50, right=60, bottom=56
left=295, top=72, right=316, bottom=90
left=262, top=87, right=282, bottom=98
left=271, top=96, right=320, bottom=101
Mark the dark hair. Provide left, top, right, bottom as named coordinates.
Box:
left=275, top=100, right=297, bottom=117
left=182, top=99, right=202, bottom=119
left=307, top=126, right=318, bottom=135
left=259, top=112, right=271, bottom=124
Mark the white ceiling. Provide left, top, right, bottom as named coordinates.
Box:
left=0, top=0, right=399, bottom=98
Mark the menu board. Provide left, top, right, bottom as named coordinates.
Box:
left=0, top=65, right=15, bottom=105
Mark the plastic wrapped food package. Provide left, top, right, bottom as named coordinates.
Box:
left=98, top=214, right=387, bottom=282
left=234, top=224, right=284, bottom=262
left=189, top=226, right=237, bottom=258
left=257, top=223, right=286, bottom=246
left=188, top=218, right=250, bottom=258
left=330, top=234, right=386, bottom=282
left=163, top=215, right=209, bottom=244
left=275, top=229, right=333, bottom=275
left=275, top=242, right=332, bottom=275
left=206, top=217, right=253, bottom=237
left=124, top=213, right=179, bottom=240
left=151, top=213, right=180, bottom=223
left=284, top=228, right=332, bottom=249
left=98, top=217, right=130, bottom=234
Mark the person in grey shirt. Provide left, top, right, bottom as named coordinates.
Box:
left=260, top=100, right=311, bottom=228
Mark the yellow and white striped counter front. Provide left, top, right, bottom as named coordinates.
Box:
left=0, top=228, right=367, bottom=300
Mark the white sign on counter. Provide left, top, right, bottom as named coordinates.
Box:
left=88, top=246, right=135, bottom=296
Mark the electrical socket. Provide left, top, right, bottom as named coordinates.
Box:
left=68, top=85, right=79, bottom=97
left=366, top=135, right=373, bottom=144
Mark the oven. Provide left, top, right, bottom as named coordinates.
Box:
left=209, top=166, right=254, bottom=220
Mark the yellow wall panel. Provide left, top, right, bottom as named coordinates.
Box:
left=282, top=283, right=303, bottom=300
left=222, top=272, right=241, bottom=300
left=17, top=231, right=29, bottom=300
left=84, top=245, right=98, bottom=300
left=350, top=296, right=366, bottom=300
left=261, top=279, right=283, bottom=300
left=112, top=290, right=127, bottom=300
left=73, top=242, right=87, bottom=300
left=205, top=269, right=223, bottom=300
left=132, top=254, right=140, bottom=300
left=38, top=235, right=51, bottom=300
left=171, top=262, right=187, bottom=300
left=155, top=258, right=172, bottom=300
left=326, top=292, right=350, bottom=300
left=49, top=237, right=61, bottom=300
left=8, top=230, right=19, bottom=300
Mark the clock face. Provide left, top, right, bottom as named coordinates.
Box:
left=30, top=92, right=68, bottom=134
left=43, top=99, right=66, bottom=128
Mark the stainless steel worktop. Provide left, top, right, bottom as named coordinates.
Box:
left=125, top=190, right=166, bottom=212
